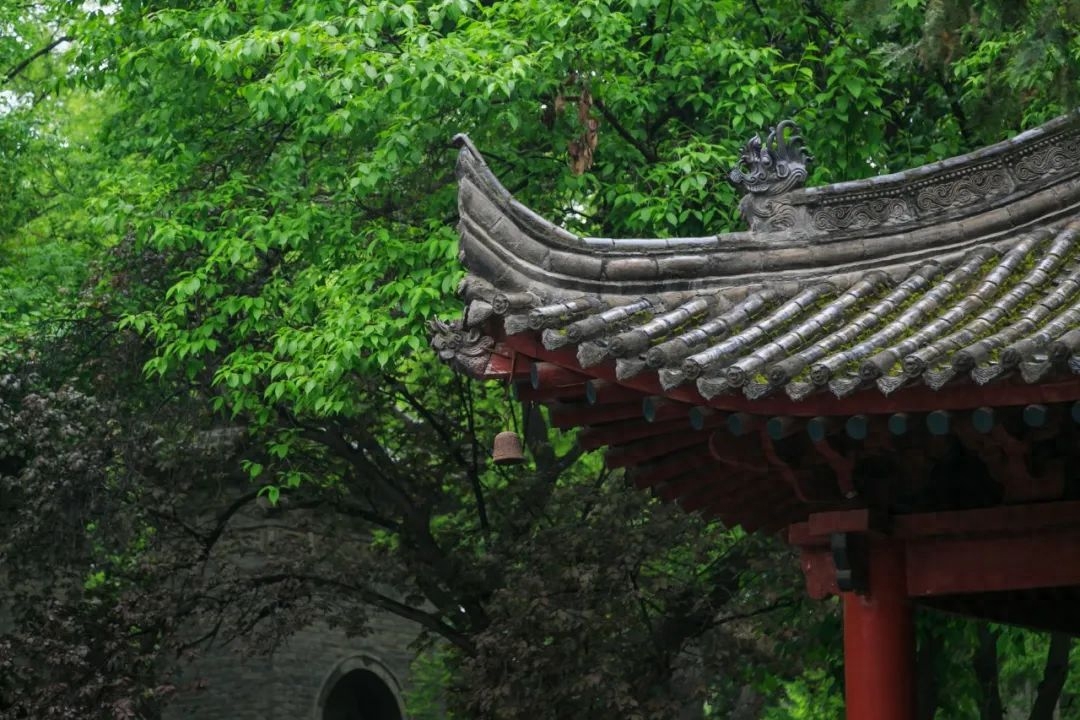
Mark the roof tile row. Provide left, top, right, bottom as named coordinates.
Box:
left=498, top=218, right=1080, bottom=402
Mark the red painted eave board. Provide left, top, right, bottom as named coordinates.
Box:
left=500, top=332, right=1080, bottom=417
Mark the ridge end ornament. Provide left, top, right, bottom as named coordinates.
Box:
left=427, top=317, right=495, bottom=378
left=729, top=120, right=813, bottom=232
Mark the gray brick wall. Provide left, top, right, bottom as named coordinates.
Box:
left=164, top=612, right=421, bottom=720
left=161, top=474, right=430, bottom=719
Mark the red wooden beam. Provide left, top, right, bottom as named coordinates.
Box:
left=717, top=483, right=800, bottom=532
left=790, top=502, right=1080, bottom=599
left=530, top=361, right=590, bottom=389
left=500, top=332, right=1080, bottom=416
left=586, top=379, right=647, bottom=405
left=642, top=396, right=693, bottom=423
left=514, top=382, right=587, bottom=403
left=605, top=430, right=712, bottom=469
left=679, top=481, right=735, bottom=514
left=689, top=407, right=731, bottom=431
left=707, top=432, right=769, bottom=473
left=810, top=435, right=857, bottom=499
left=756, top=503, right=807, bottom=535
left=891, top=501, right=1080, bottom=538
left=654, top=472, right=716, bottom=503
left=689, top=406, right=722, bottom=430
left=707, top=492, right=804, bottom=533
left=477, top=350, right=533, bottom=383
left=906, top=527, right=1080, bottom=595
left=766, top=415, right=800, bottom=440
left=629, top=447, right=720, bottom=489
left=579, top=416, right=697, bottom=451
left=690, top=472, right=780, bottom=516
left=807, top=508, right=884, bottom=537
left=725, top=412, right=762, bottom=436
left=797, top=546, right=839, bottom=599
left=548, top=400, right=642, bottom=429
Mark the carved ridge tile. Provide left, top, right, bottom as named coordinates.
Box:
left=812, top=197, right=914, bottom=231
left=804, top=160, right=1017, bottom=234
left=790, top=122, right=1080, bottom=238
left=912, top=163, right=1014, bottom=214
left=1013, top=131, right=1080, bottom=183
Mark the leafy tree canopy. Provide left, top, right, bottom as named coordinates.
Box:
left=3, top=1, right=1080, bottom=719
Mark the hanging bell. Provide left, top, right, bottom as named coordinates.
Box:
left=491, top=430, right=525, bottom=465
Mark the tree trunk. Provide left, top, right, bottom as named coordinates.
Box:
left=1028, top=633, right=1072, bottom=720
left=729, top=685, right=763, bottom=720
left=916, top=621, right=941, bottom=720
left=672, top=668, right=706, bottom=720
left=973, top=623, right=1003, bottom=720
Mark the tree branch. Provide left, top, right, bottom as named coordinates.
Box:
left=628, top=565, right=661, bottom=656
left=3, top=35, right=71, bottom=86
left=460, top=377, right=490, bottom=533
left=917, top=621, right=942, bottom=720
left=285, top=495, right=401, bottom=532
left=252, top=572, right=476, bottom=653
left=144, top=505, right=206, bottom=546
left=649, top=540, right=753, bottom=654
left=394, top=377, right=490, bottom=533
left=1028, top=632, right=1072, bottom=720
left=973, top=623, right=1003, bottom=720
left=710, top=597, right=797, bottom=627
left=594, top=97, right=659, bottom=163
left=200, top=488, right=261, bottom=563
left=299, top=423, right=491, bottom=633
left=299, top=423, right=415, bottom=513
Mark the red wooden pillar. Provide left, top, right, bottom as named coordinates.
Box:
left=843, top=537, right=915, bottom=720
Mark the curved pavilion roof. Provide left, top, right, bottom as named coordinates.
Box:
left=432, top=112, right=1080, bottom=535
left=448, top=111, right=1080, bottom=406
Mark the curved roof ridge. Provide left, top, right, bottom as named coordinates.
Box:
left=453, top=111, right=1080, bottom=303
left=776, top=109, right=1080, bottom=241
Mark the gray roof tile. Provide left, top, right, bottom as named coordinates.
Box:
left=442, top=113, right=1080, bottom=401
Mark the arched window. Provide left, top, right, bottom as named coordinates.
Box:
left=316, top=656, right=405, bottom=720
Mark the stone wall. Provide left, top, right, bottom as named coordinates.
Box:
left=164, top=611, right=420, bottom=720
left=155, top=454, right=432, bottom=720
